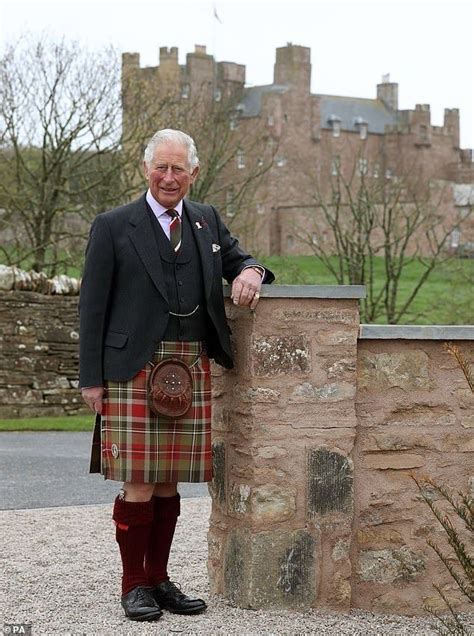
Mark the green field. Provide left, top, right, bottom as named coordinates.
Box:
left=0, top=415, right=93, bottom=432
left=260, top=255, right=473, bottom=325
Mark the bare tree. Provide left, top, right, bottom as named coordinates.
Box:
left=295, top=153, right=471, bottom=323
left=0, top=35, right=163, bottom=275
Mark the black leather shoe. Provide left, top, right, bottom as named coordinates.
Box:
left=121, top=586, right=163, bottom=621
left=151, top=580, right=207, bottom=615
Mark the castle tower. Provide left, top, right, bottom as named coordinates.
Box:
left=377, top=75, right=398, bottom=110
left=274, top=43, right=311, bottom=92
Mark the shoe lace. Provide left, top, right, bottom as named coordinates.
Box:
left=167, top=581, right=186, bottom=599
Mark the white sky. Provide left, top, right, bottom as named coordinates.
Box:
left=1, top=0, right=473, bottom=149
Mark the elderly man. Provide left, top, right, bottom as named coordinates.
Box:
left=79, top=128, right=274, bottom=622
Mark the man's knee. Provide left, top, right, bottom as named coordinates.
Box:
left=122, top=482, right=156, bottom=502
left=153, top=482, right=178, bottom=497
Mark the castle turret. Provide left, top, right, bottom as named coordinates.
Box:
left=274, top=43, right=311, bottom=92
left=444, top=108, right=460, bottom=149
left=377, top=75, right=398, bottom=110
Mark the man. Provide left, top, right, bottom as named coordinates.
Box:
left=79, top=128, right=274, bottom=622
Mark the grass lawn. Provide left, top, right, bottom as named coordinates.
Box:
left=260, top=255, right=473, bottom=324
left=0, top=415, right=93, bottom=432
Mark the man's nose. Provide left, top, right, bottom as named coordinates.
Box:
left=162, top=167, right=175, bottom=181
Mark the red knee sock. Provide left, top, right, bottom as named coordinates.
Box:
left=112, top=496, right=154, bottom=595
left=145, top=494, right=181, bottom=585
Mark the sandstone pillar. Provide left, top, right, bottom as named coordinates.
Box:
left=208, top=285, right=365, bottom=610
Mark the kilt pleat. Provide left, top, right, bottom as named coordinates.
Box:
left=100, top=341, right=212, bottom=483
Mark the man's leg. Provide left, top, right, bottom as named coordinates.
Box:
left=146, top=482, right=207, bottom=615
left=112, top=482, right=162, bottom=621
left=145, top=482, right=180, bottom=585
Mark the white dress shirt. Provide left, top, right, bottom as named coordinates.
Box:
left=146, top=189, right=183, bottom=240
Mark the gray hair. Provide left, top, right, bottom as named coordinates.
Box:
left=143, top=129, right=199, bottom=169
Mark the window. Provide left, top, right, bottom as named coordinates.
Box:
left=332, top=121, right=341, bottom=138
left=214, top=89, right=222, bottom=102
left=373, top=163, right=380, bottom=178
left=257, top=158, right=264, bottom=167
left=267, top=114, right=274, bottom=127
left=450, top=228, right=460, bottom=248
left=331, top=156, right=340, bottom=176
left=286, top=235, right=294, bottom=250
left=276, top=156, right=286, bottom=168
left=385, top=168, right=394, bottom=179
left=181, top=84, right=190, bottom=99
left=359, top=123, right=368, bottom=140
left=226, top=189, right=235, bottom=217
left=358, top=158, right=368, bottom=176
left=257, top=203, right=265, bottom=215
left=229, top=115, right=238, bottom=130
left=237, top=149, right=245, bottom=169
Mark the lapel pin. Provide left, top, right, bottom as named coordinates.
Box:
left=195, top=221, right=202, bottom=229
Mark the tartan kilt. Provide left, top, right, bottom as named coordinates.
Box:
left=97, top=341, right=212, bottom=483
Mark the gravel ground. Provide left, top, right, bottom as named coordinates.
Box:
left=0, top=497, right=461, bottom=635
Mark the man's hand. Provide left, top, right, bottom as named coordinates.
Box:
left=82, top=386, right=105, bottom=414
left=231, top=268, right=263, bottom=310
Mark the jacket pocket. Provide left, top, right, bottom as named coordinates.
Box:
left=104, top=331, right=128, bottom=348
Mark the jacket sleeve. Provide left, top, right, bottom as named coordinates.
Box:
left=78, top=214, right=115, bottom=388
left=211, top=206, right=275, bottom=284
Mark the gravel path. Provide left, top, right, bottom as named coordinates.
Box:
left=0, top=497, right=452, bottom=635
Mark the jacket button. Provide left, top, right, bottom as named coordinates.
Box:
left=111, top=444, right=119, bottom=459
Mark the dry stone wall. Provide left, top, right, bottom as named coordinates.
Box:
left=0, top=291, right=85, bottom=418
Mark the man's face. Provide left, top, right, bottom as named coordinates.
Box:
left=144, top=141, right=199, bottom=209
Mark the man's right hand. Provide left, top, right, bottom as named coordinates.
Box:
left=81, top=386, right=104, bottom=414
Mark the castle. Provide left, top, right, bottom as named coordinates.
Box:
left=122, top=44, right=473, bottom=256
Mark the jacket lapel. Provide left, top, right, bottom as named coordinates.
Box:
left=184, top=200, right=214, bottom=300
left=127, top=194, right=168, bottom=303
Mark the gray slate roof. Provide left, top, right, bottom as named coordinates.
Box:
left=237, top=84, right=289, bottom=117
left=319, top=94, right=400, bottom=134
left=238, top=84, right=401, bottom=134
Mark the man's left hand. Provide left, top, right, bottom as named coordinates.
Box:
left=231, top=268, right=263, bottom=310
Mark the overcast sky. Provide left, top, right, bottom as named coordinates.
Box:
left=1, top=0, right=473, bottom=149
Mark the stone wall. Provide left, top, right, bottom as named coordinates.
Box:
left=208, top=289, right=473, bottom=616
left=0, top=291, right=85, bottom=418
left=0, top=285, right=473, bottom=617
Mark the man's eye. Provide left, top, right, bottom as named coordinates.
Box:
left=173, top=167, right=184, bottom=174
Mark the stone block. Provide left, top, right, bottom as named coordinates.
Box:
left=251, top=485, right=297, bottom=523
left=363, top=453, right=425, bottom=470
left=256, top=446, right=288, bottom=459
left=209, top=441, right=226, bottom=507
left=382, top=403, right=456, bottom=428
left=315, top=330, right=358, bottom=345
left=223, top=528, right=316, bottom=608
left=228, top=482, right=251, bottom=516
left=461, top=414, right=474, bottom=428
left=275, top=308, right=357, bottom=325
left=251, top=335, right=310, bottom=376
left=289, top=381, right=355, bottom=403
left=357, top=546, right=425, bottom=583
left=358, top=351, right=433, bottom=391
left=232, top=384, right=281, bottom=403
left=307, top=448, right=353, bottom=516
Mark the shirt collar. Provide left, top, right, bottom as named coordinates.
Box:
left=146, top=189, right=183, bottom=218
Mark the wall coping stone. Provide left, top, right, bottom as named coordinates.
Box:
left=224, top=284, right=367, bottom=299
left=359, top=324, right=474, bottom=340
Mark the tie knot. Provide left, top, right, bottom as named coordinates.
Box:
left=166, top=209, right=179, bottom=220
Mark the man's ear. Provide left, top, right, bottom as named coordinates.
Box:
left=190, top=165, right=200, bottom=183
left=143, top=160, right=149, bottom=178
